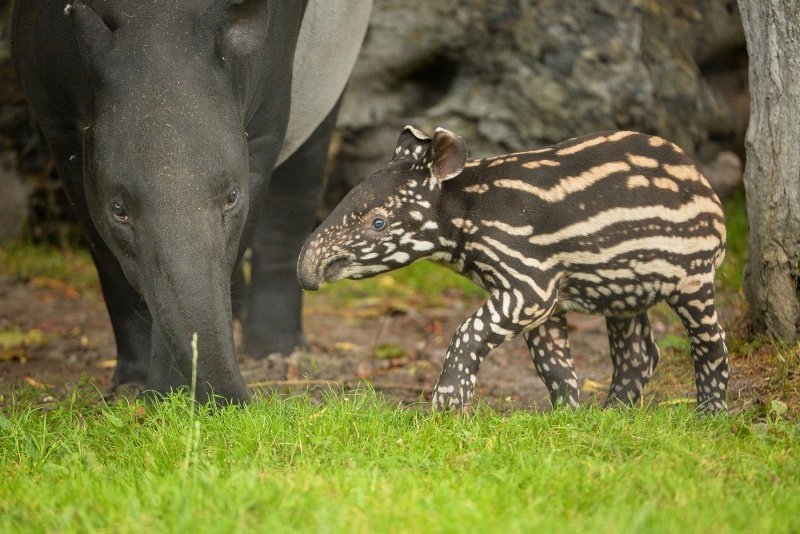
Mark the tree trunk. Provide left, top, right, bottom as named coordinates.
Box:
left=737, top=0, right=800, bottom=342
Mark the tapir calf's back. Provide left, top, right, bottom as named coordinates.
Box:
left=461, top=131, right=726, bottom=316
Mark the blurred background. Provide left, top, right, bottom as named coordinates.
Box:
left=0, top=0, right=748, bottom=244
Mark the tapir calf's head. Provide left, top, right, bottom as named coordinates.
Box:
left=297, top=126, right=467, bottom=290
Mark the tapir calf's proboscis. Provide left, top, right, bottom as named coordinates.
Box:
left=298, top=126, right=729, bottom=412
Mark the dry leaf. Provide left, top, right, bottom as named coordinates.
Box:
left=658, top=398, right=694, bottom=406
left=581, top=378, right=607, bottom=393
left=31, top=276, right=81, bottom=300
left=0, top=328, right=47, bottom=361
left=377, top=276, right=397, bottom=289
left=0, top=328, right=45, bottom=349
left=25, top=376, right=50, bottom=389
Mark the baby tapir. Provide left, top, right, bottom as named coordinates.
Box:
left=297, top=126, right=729, bottom=412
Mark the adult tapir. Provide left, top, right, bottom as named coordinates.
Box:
left=11, top=0, right=372, bottom=402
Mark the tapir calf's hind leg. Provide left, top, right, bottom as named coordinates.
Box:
left=668, top=283, right=729, bottom=413
left=604, top=313, right=660, bottom=407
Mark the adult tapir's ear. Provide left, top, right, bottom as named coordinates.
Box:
left=392, top=125, right=432, bottom=162
left=430, top=128, right=467, bottom=182
left=68, top=2, right=114, bottom=76
left=225, top=0, right=270, bottom=56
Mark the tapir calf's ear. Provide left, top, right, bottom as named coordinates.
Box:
left=393, top=125, right=432, bottom=162
left=226, top=0, right=270, bottom=56
left=431, top=128, right=467, bottom=182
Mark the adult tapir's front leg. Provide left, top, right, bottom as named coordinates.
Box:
left=243, top=101, right=342, bottom=358
left=432, top=289, right=555, bottom=410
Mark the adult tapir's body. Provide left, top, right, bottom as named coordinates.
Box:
left=11, top=0, right=372, bottom=401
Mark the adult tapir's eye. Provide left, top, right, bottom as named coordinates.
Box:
left=111, top=201, right=128, bottom=223
left=371, top=218, right=387, bottom=231
left=226, top=187, right=239, bottom=209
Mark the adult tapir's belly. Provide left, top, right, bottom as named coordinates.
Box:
left=277, top=0, right=372, bottom=165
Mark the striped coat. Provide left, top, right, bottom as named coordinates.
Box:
left=297, top=126, right=728, bottom=412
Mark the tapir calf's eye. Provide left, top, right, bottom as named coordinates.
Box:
left=371, top=218, right=386, bottom=231
left=226, top=187, right=239, bottom=209
left=111, top=201, right=128, bottom=223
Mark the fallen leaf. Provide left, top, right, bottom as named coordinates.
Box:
left=31, top=276, right=81, bottom=300
left=374, top=343, right=405, bottom=360
left=25, top=376, right=50, bottom=389
left=286, top=362, right=300, bottom=381
left=770, top=400, right=788, bottom=418
left=658, top=398, right=695, bottom=406
left=0, top=328, right=46, bottom=349
left=96, top=359, right=117, bottom=369
left=0, top=327, right=47, bottom=362
left=355, top=362, right=373, bottom=379
left=432, top=320, right=442, bottom=337
left=0, top=347, right=26, bottom=362
left=377, top=276, right=397, bottom=289
left=581, top=378, right=607, bottom=393
left=334, top=341, right=359, bottom=352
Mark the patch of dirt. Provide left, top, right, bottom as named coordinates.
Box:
left=0, top=275, right=779, bottom=413
left=0, top=277, right=115, bottom=391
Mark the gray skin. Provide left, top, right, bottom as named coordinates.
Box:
left=11, top=0, right=361, bottom=402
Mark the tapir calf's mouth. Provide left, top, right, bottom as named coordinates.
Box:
left=323, top=255, right=353, bottom=281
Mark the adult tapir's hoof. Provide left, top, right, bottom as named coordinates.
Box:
left=243, top=289, right=307, bottom=358
left=105, top=382, right=144, bottom=404
left=244, top=329, right=307, bottom=360
left=139, top=382, right=251, bottom=405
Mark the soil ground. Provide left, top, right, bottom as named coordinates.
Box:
left=0, top=269, right=773, bottom=413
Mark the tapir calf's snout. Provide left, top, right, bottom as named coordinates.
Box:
left=297, top=242, right=353, bottom=291
left=297, top=243, right=323, bottom=290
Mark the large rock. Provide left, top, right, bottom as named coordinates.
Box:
left=327, top=0, right=747, bottom=206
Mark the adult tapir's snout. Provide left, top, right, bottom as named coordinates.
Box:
left=135, top=210, right=250, bottom=404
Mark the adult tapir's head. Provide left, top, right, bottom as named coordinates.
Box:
left=69, top=0, right=306, bottom=402
left=297, top=126, right=467, bottom=290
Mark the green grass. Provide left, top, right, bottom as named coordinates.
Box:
left=718, top=187, right=749, bottom=293
left=1, top=389, right=798, bottom=533
left=0, top=241, right=98, bottom=292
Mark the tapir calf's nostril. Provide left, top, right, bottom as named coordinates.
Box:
left=324, top=256, right=352, bottom=281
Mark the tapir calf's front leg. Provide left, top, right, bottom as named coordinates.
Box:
left=432, top=290, right=553, bottom=410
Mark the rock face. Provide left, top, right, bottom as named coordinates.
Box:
left=326, top=0, right=747, bottom=207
